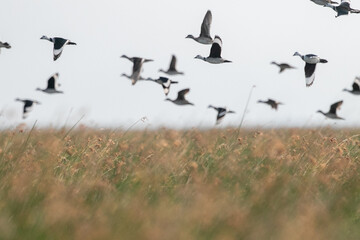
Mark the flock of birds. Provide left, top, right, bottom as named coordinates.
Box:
left=1, top=1, right=360, bottom=125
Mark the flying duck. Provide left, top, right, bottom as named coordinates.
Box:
left=293, top=52, right=328, bottom=87
left=120, top=55, right=153, bottom=85
left=257, top=99, right=283, bottom=110
left=317, top=100, right=344, bottom=120
left=271, top=61, right=296, bottom=73
left=0, top=41, right=11, bottom=53
left=186, top=10, right=213, bottom=45
left=311, top=0, right=338, bottom=6
left=195, top=36, right=232, bottom=64
left=36, top=73, right=63, bottom=94
left=326, top=0, right=360, bottom=17
left=15, top=98, right=40, bottom=119
left=159, top=55, right=184, bottom=75
left=146, top=77, right=178, bottom=96
left=166, top=88, right=194, bottom=106
left=343, top=77, right=360, bottom=95
left=208, top=105, right=235, bottom=125
left=40, top=36, right=76, bottom=61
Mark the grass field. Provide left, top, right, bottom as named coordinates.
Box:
left=0, top=127, right=359, bottom=239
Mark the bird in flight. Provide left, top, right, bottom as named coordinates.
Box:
left=208, top=105, right=235, bottom=125
left=317, top=100, right=345, bottom=120
left=166, top=88, right=194, bottom=106
left=258, top=99, right=283, bottom=110
left=326, top=0, right=360, bottom=17
left=195, top=36, right=232, bottom=64
left=159, top=55, right=184, bottom=75
left=0, top=41, right=11, bottom=53
left=120, top=55, right=153, bottom=85
left=271, top=61, right=296, bottom=73
left=186, top=10, right=213, bottom=45
left=293, top=52, right=327, bottom=87
left=146, top=77, right=178, bottom=96
left=343, top=77, right=360, bottom=95
left=40, top=36, right=76, bottom=61
left=36, top=73, right=63, bottom=94
left=15, top=99, right=41, bottom=119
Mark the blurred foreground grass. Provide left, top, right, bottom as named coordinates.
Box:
left=0, top=127, right=359, bottom=239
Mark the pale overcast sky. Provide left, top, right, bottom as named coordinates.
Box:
left=0, top=0, right=360, bottom=129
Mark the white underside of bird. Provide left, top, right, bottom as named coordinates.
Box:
left=195, top=37, right=213, bottom=45
left=203, top=57, right=228, bottom=64
left=42, top=89, right=63, bottom=94
left=53, top=40, right=69, bottom=57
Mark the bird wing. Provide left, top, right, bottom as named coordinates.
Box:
left=329, top=101, right=343, bottom=114
left=353, top=78, right=360, bottom=91
left=200, top=10, right=212, bottom=38
left=216, top=108, right=227, bottom=125
left=47, top=75, right=56, bottom=89
left=208, top=105, right=217, bottom=110
left=209, top=36, right=222, bottom=58
left=53, top=38, right=69, bottom=60
left=24, top=101, right=33, bottom=112
left=304, top=63, right=317, bottom=87
left=161, top=78, right=171, bottom=88
left=158, top=77, right=169, bottom=84
left=23, top=100, right=34, bottom=118
left=177, top=88, right=190, bottom=101
left=350, top=7, right=360, bottom=13
left=169, top=55, right=177, bottom=71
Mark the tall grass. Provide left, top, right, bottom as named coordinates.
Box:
left=0, top=128, right=359, bottom=239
